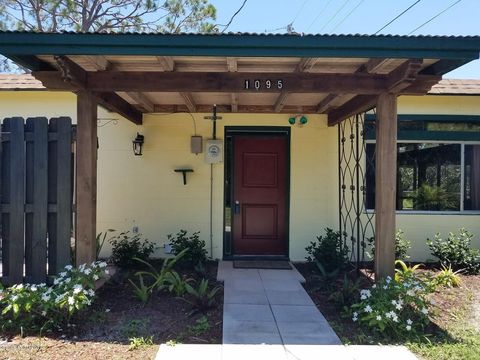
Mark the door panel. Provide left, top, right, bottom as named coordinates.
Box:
left=232, top=136, right=287, bottom=256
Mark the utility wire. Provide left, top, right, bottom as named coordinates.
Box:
left=320, top=0, right=352, bottom=33
left=331, top=0, right=365, bottom=33
left=409, top=0, right=462, bottom=35
left=306, top=0, right=334, bottom=32
left=374, top=0, right=422, bottom=35
left=292, top=0, right=309, bottom=25
left=220, top=0, right=248, bottom=33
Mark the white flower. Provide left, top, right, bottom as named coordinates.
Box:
left=105, top=308, right=111, bottom=313
left=421, top=307, right=429, bottom=315
left=364, top=305, right=373, bottom=313
left=41, top=294, right=50, bottom=302
left=372, top=284, right=377, bottom=289
left=386, top=276, right=392, bottom=283
left=376, top=315, right=382, bottom=321
left=64, top=277, right=71, bottom=284
left=53, top=278, right=61, bottom=285
left=65, top=265, right=73, bottom=270
left=105, top=269, right=109, bottom=275
left=11, top=295, right=18, bottom=302
left=406, top=325, right=412, bottom=331
left=353, top=312, right=358, bottom=317
left=352, top=316, right=358, bottom=322
left=383, top=285, right=388, bottom=290
left=395, top=303, right=403, bottom=311
left=59, top=272, right=67, bottom=277
left=31, top=286, right=38, bottom=292
left=73, top=285, right=83, bottom=294
left=93, top=275, right=99, bottom=281
left=99, top=262, right=107, bottom=268
left=392, top=315, right=399, bottom=323
left=391, top=300, right=397, bottom=306
left=84, top=268, right=92, bottom=275
left=407, top=319, right=413, bottom=325
left=88, top=289, right=95, bottom=297
left=407, top=289, right=415, bottom=296
left=41, top=311, right=47, bottom=316
left=360, top=294, right=367, bottom=300
left=68, top=296, right=75, bottom=305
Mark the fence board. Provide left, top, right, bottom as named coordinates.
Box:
left=2, top=118, right=26, bottom=285
left=47, top=117, right=72, bottom=275
left=25, top=117, right=48, bottom=284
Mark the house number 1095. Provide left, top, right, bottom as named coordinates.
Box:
left=244, top=79, right=284, bottom=90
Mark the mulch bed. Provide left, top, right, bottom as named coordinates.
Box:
left=0, top=261, right=223, bottom=360
left=295, top=262, right=480, bottom=344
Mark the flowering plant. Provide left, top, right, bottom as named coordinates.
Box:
left=350, top=274, right=434, bottom=338
left=0, top=261, right=108, bottom=333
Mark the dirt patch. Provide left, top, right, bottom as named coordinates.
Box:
left=0, top=261, right=223, bottom=360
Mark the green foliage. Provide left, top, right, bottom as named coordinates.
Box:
left=415, top=183, right=458, bottom=211
left=433, top=264, right=462, bottom=288
left=128, top=274, right=151, bottom=304
left=305, top=228, right=348, bottom=273
left=96, top=229, right=115, bottom=260
left=133, top=248, right=188, bottom=292
left=109, top=231, right=155, bottom=268
left=0, top=262, right=108, bottom=333
left=128, top=336, right=153, bottom=350
left=394, top=260, right=425, bottom=284
left=427, top=229, right=480, bottom=275
left=167, top=230, right=208, bottom=269
left=186, top=316, right=210, bottom=336
left=122, top=318, right=150, bottom=339
left=328, top=275, right=362, bottom=308
left=368, top=229, right=411, bottom=261
left=183, top=279, right=221, bottom=313
left=350, top=273, right=435, bottom=339
left=164, top=271, right=193, bottom=297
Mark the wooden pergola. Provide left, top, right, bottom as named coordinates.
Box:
left=1, top=32, right=479, bottom=279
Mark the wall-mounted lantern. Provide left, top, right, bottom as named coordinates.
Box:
left=132, top=133, right=145, bottom=156
left=288, top=115, right=308, bottom=126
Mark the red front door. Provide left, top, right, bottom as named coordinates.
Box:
left=232, top=135, right=288, bottom=256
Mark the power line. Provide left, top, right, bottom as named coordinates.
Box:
left=292, top=0, right=309, bottom=25
left=409, top=0, right=462, bottom=35
left=331, top=0, right=365, bottom=33
left=306, top=0, right=334, bottom=32
left=220, top=0, right=248, bottom=33
left=374, top=0, right=422, bottom=35
left=320, top=0, right=352, bottom=33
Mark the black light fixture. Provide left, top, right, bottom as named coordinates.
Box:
left=132, top=132, right=144, bottom=156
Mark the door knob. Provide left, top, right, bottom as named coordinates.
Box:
left=234, top=200, right=241, bottom=214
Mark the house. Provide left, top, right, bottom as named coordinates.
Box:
left=0, top=32, right=479, bottom=283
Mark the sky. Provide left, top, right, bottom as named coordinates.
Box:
left=210, top=0, right=480, bottom=79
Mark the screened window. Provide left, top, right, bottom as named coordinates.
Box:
left=365, top=142, right=480, bottom=212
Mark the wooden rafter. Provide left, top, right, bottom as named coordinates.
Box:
left=328, top=95, right=377, bottom=126
left=226, top=57, right=237, bottom=72
left=180, top=92, right=196, bottom=112
left=37, top=56, right=142, bottom=124
left=273, top=93, right=289, bottom=113
left=156, top=56, right=175, bottom=71
left=153, top=104, right=319, bottom=113
left=80, top=55, right=110, bottom=71
left=230, top=93, right=238, bottom=112
left=358, top=58, right=391, bottom=74
left=316, top=94, right=337, bottom=113
left=126, top=92, right=155, bottom=113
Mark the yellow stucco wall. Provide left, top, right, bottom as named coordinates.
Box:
left=0, top=91, right=479, bottom=261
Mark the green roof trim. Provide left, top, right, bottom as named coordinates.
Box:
left=0, top=31, right=479, bottom=59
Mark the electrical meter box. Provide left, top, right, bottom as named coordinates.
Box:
left=205, top=139, right=223, bottom=163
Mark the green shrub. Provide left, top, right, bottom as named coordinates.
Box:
left=305, top=228, right=348, bottom=273
left=167, top=230, right=207, bottom=268
left=350, top=273, right=434, bottom=339
left=0, top=262, right=108, bottom=333
left=183, top=279, right=221, bottom=314
left=368, top=229, right=411, bottom=261
left=427, top=228, right=480, bottom=275
left=433, top=264, right=462, bottom=288
left=110, top=231, right=155, bottom=268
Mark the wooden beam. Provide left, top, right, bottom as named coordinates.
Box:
left=295, top=58, right=316, bottom=72
left=153, top=104, right=319, bottom=113
left=374, top=93, right=397, bottom=280
left=359, top=58, right=391, bottom=74
left=33, top=58, right=143, bottom=125
left=180, top=92, right=196, bottom=112
left=226, top=57, right=237, bottom=72
left=401, top=74, right=442, bottom=94
left=75, top=91, right=97, bottom=266
left=231, top=93, right=238, bottom=112
left=94, top=92, right=143, bottom=125
left=274, top=92, right=289, bottom=113
left=33, top=71, right=389, bottom=93
left=386, top=59, right=423, bottom=93
left=156, top=56, right=175, bottom=71
left=327, top=95, right=377, bottom=126
left=316, top=93, right=337, bottom=113
left=81, top=55, right=110, bottom=71
left=126, top=92, right=155, bottom=113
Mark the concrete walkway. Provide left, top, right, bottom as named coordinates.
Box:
left=156, top=261, right=418, bottom=360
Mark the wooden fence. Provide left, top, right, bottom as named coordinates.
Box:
left=1, top=117, right=74, bottom=285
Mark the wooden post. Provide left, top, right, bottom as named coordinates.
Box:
left=374, top=93, right=397, bottom=280
left=75, top=92, right=97, bottom=265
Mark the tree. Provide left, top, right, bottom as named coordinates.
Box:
left=0, top=0, right=217, bottom=32
left=0, top=0, right=223, bottom=72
